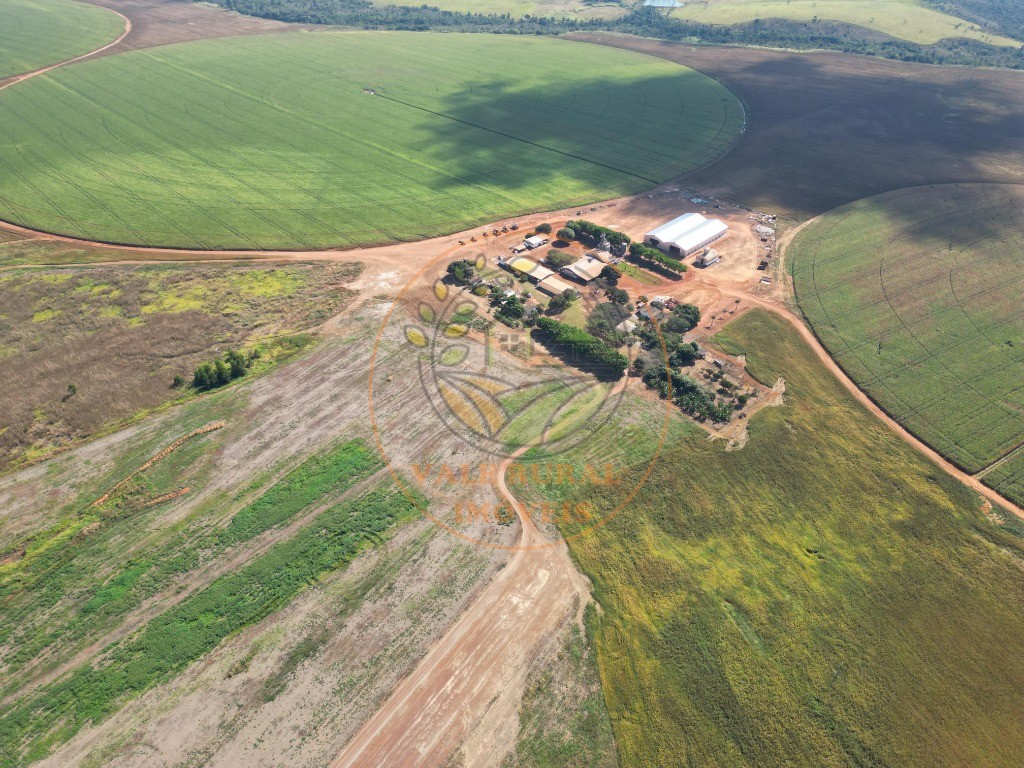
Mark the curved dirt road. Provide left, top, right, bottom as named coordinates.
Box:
left=685, top=273, right=1024, bottom=521
left=0, top=8, right=131, bottom=92
left=330, top=443, right=589, bottom=768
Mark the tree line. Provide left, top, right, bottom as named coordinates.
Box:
left=209, top=0, right=1024, bottom=69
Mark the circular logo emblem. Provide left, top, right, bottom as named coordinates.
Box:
left=368, top=247, right=670, bottom=550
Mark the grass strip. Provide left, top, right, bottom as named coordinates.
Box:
left=0, top=484, right=415, bottom=766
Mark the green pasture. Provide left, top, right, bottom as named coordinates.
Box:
left=0, top=0, right=123, bottom=79
left=670, top=0, right=1020, bottom=45
left=789, top=184, right=1024, bottom=498
left=540, top=309, right=1024, bottom=766
left=0, top=32, right=744, bottom=249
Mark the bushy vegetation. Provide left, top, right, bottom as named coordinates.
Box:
left=585, top=302, right=631, bottom=346
left=546, top=290, right=579, bottom=315
left=533, top=317, right=627, bottom=380
left=565, top=220, right=631, bottom=248
left=627, top=242, right=687, bottom=276
left=0, top=33, right=742, bottom=248
left=446, top=258, right=477, bottom=285
left=663, top=303, right=700, bottom=334
left=544, top=250, right=575, bottom=269
left=639, top=365, right=733, bottom=422
left=555, top=310, right=1024, bottom=767
left=0, top=440, right=381, bottom=706
left=0, top=484, right=415, bottom=767
left=192, top=349, right=252, bottom=390
left=490, top=286, right=526, bottom=327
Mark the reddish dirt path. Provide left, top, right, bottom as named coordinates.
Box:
left=330, top=442, right=589, bottom=767
left=681, top=273, right=1024, bottom=522
left=0, top=7, right=131, bottom=92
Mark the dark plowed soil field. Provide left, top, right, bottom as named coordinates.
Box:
left=569, top=34, right=1024, bottom=218
left=80, top=0, right=308, bottom=54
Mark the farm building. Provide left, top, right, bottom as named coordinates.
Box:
left=644, top=213, right=728, bottom=257
left=694, top=248, right=721, bottom=268
left=536, top=275, right=576, bottom=296
left=561, top=257, right=605, bottom=284
left=503, top=256, right=554, bottom=283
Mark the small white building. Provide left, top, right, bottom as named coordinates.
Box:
left=694, top=248, right=721, bottom=268
left=645, top=213, right=728, bottom=257
left=523, top=235, right=549, bottom=250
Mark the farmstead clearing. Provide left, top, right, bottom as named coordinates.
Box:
left=0, top=5, right=1023, bottom=768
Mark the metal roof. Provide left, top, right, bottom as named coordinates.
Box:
left=564, top=257, right=605, bottom=282
left=646, top=213, right=728, bottom=253
left=506, top=257, right=554, bottom=282
left=537, top=275, right=576, bottom=296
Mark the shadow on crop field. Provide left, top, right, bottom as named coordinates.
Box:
left=566, top=35, right=1024, bottom=228
left=378, top=66, right=743, bottom=200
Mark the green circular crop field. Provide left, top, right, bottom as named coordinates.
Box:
left=789, top=184, right=1024, bottom=504
left=0, top=32, right=744, bottom=249
left=0, top=0, right=124, bottom=79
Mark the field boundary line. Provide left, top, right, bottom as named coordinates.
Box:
left=0, top=6, right=131, bottom=94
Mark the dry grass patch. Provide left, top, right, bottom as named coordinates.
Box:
left=0, top=259, right=361, bottom=471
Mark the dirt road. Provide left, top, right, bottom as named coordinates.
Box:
left=684, top=273, right=1024, bottom=521
left=0, top=8, right=131, bottom=92
left=330, top=443, right=590, bottom=768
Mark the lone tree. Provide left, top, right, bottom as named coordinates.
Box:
left=605, top=286, right=631, bottom=306
left=600, top=264, right=622, bottom=285
left=545, top=250, right=575, bottom=269
left=534, top=222, right=552, bottom=234
left=446, top=259, right=476, bottom=286
left=556, top=227, right=575, bottom=241
left=547, top=290, right=579, bottom=315
left=665, top=303, right=701, bottom=334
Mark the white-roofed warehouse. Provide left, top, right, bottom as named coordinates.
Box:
left=645, top=213, right=728, bottom=257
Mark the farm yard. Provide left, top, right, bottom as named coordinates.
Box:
left=789, top=184, right=1024, bottom=504
left=669, top=0, right=1020, bottom=45
left=0, top=1, right=1023, bottom=766
left=0, top=32, right=743, bottom=249
left=0, top=0, right=124, bottom=80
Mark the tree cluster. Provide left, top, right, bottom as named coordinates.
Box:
left=193, top=350, right=252, bottom=390
left=640, top=366, right=734, bottom=422
left=546, top=289, right=579, bottom=315
left=533, top=317, right=628, bottom=380
left=628, top=242, right=687, bottom=276
left=545, top=250, right=575, bottom=269
left=565, top=219, right=631, bottom=247
left=446, top=259, right=476, bottom=285
left=586, top=301, right=631, bottom=346
left=489, top=286, right=525, bottom=326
